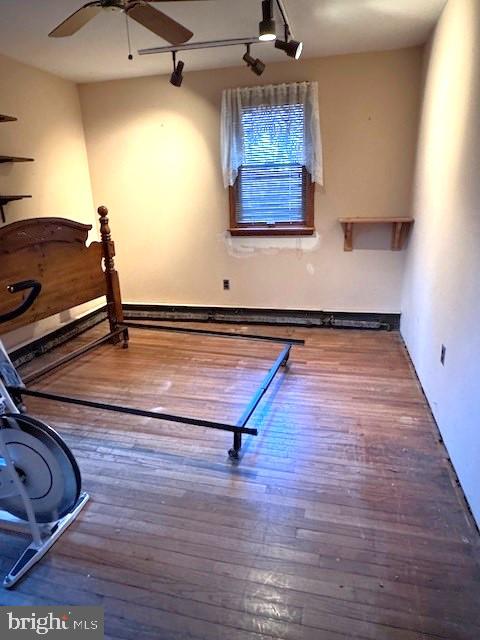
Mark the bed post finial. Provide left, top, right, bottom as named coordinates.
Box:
left=98, top=206, right=114, bottom=271
left=98, top=205, right=129, bottom=348
left=98, top=206, right=110, bottom=242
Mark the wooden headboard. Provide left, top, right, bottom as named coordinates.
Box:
left=0, top=206, right=123, bottom=336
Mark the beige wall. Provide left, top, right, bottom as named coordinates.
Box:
left=401, top=0, right=480, bottom=526
left=0, top=53, right=97, bottom=349
left=79, top=47, right=422, bottom=313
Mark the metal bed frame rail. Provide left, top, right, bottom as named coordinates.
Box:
left=9, top=321, right=304, bottom=460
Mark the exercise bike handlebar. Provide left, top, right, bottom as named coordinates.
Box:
left=0, top=280, right=42, bottom=325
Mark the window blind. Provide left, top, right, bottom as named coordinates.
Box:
left=236, top=103, right=306, bottom=225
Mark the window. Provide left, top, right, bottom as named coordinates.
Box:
left=230, top=103, right=314, bottom=235
left=221, top=82, right=322, bottom=237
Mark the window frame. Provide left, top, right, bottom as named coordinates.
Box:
left=229, top=166, right=316, bottom=237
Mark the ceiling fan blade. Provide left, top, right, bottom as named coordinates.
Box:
left=126, top=3, right=193, bottom=44
left=49, top=2, right=103, bottom=38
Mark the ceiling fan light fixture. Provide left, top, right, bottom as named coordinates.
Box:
left=48, top=0, right=195, bottom=44
left=259, top=0, right=276, bottom=42
left=274, top=38, right=303, bottom=60
left=243, top=45, right=265, bottom=76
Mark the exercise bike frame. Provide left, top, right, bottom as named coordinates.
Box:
left=0, top=281, right=89, bottom=588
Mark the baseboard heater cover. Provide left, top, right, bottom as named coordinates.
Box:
left=123, top=304, right=400, bottom=331
left=7, top=304, right=399, bottom=367
left=10, top=307, right=108, bottom=368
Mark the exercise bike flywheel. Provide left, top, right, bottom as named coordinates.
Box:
left=1, top=414, right=81, bottom=523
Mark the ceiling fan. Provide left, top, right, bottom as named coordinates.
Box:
left=49, top=0, right=206, bottom=45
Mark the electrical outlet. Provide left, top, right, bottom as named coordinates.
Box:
left=223, top=279, right=230, bottom=290
left=440, top=344, right=446, bottom=366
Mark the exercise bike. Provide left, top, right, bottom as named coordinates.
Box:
left=0, top=280, right=88, bottom=588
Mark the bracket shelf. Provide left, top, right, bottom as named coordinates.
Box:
left=338, top=217, right=414, bottom=251
left=0, top=114, right=34, bottom=221
left=0, top=155, right=34, bottom=164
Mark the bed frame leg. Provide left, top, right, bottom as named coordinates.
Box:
left=281, top=346, right=291, bottom=367
left=228, top=432, right=242, bottom=460
left=122, top=327, right=129, bottom=349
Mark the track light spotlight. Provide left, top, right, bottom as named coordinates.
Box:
left=243, top=44, right=265, bottom=76
left=274, top=37, right=303, bottom=60
left=170, top=51, right=184, bottom=87
left=259, top=0, right=276, bottom=41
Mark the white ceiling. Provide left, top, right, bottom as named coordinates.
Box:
left=0, top=0, right=446, bottom=83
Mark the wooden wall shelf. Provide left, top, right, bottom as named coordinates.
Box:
left=0, top=115, right=34, bottom=222
left=338, top=217, right=414, bottom=251
left=0, top=155, right=34, bottom=164
left=0, top=195, right=32, bottom=223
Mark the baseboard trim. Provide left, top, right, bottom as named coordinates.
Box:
left=123, top=304, right=400, bottom=331
left=10, top=306, right=108, bottom=368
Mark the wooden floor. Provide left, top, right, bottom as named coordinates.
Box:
left=1, top=322, right=479, bottom=639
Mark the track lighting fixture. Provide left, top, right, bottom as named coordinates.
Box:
left=274, top=22, right=303, bottom=60
left=274, top=37, right=303, bottom=59
left=170, top=51, right=184, bottom=87
left=243, top=44, right=265, bottom=76
left=259, top=0, right=276, bottom=42
left=139, top=0, right=301, bottom=66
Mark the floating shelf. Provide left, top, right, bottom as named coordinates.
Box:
left=0, top=115, right=17, bottom=123
left=0, top=195, right=32, bottom=223
left=0, top=155, right=34, bottom=164
left=338, top=217, right=414, bottom=251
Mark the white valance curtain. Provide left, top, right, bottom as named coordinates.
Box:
left=220, top=81, right=323, bottom=189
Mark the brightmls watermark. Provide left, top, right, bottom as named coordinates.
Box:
left=0, top=607, right=104, bottom=639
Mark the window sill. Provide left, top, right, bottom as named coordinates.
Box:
left=229, top=226, right=315, bottom=237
